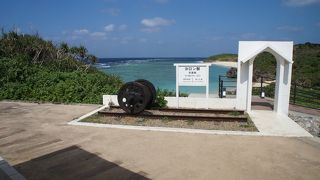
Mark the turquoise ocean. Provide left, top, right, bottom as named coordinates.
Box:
left=95, top=58, right=235, bottom=94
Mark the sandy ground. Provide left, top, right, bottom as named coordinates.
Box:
left=204, top=61, right=237, bottom=68
left=0, top=101, right=320, bottom=180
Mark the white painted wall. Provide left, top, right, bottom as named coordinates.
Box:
left=103, top=95, right=237, bottom=109
left=165, top=97, right=237, bottom=109
left=236, top=41, right=293, bottom=115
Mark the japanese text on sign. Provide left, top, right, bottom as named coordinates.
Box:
left=178, top=65, right=208, bottom=86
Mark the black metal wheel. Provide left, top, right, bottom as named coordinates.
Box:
left=117, top=82, right=151, bottom=114
left=135, top=79, right=156, bottom=108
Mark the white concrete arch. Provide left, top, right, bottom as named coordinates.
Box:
left=236, top=41, right=294, bottom=115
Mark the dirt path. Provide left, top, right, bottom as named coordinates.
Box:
left=0, top=101, right=320, bottom=180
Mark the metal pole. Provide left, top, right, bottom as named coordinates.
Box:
left=176, top=65, right=179, bottom=108
left=221, top=80, right=224, bottom=98
left=293, top=82, right=297, bottom=104
left=260, top=76, right=263, bottom=98
left=206, top=65, right=209, bottom=109
left=218, top=75, right=221, bottom=98
left=219, top=80, right=222, bottom=98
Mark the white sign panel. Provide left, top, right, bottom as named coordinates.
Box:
left=178, top=66, right=208, bottom=86
left=174, top=63, right=211, bottom=108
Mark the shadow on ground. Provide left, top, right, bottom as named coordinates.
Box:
left=14, top=145, right=149, bottom=180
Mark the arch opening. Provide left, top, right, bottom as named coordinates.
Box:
left=251, top=51, right=277, bottom=111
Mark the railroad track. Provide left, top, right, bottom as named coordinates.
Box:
left=98, top=106, right=248, bottom=122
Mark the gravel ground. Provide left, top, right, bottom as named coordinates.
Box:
left=289, top=111, right=320, bottom=137
left=103, top=107, right=246, bottom=118
left=82, top=113, right=258, bottom=132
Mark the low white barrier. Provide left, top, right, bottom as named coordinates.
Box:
left=103, top=95, right=238, bottom=110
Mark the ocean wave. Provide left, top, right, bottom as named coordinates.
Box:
left=95, top=63, right=111, bottom=68
left=98, top=58, right=204, bottom=67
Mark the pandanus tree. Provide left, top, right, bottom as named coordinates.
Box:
left=59, top=42, right=69, bottom=53
left=68, top=45, right=98, bottom=71
left=0, top=30, right=98, bottom=72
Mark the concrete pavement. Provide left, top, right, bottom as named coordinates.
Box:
left=0, top=101, right=320, bottom=180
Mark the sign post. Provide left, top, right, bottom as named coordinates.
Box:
left=174, top=63, right=211, bottom=108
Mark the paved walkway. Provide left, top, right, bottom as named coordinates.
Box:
left=249, top=110, right=312, bottom=137
left=0, top=101, right=320, bottom=179
left=251, top=96, right=320, bottom=116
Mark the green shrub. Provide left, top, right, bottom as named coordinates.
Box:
left=152, top=88, right=189, bottom=109
left=0, top=55, right=123, bottom=104
left=252, top=82, right=275, bottom=98
left=153, top=91, right=168, bottom=109
left=156, top=88, right=188, bottom=97
left=0, top=31, right=124, bottom=104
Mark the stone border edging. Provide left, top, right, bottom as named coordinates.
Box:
left=0, top=156, right=26, bottom=180
left=68, top=106, right=312, bottom=137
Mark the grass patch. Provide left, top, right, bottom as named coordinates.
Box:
left=227, top=111, right=241, bottom=116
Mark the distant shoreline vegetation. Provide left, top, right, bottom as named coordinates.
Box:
left=204, top=54, right=237, bottom=63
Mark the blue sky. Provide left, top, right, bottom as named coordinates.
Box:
left=1, top=0, right=320, bottom=57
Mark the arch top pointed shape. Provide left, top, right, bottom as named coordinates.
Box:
left=238, top=41, right=294, bottom=63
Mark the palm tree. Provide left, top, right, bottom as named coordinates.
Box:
left=87, top=54, right=97, bottom=64
left=59, top=42, right=69, bottom=53
left=78, top=45, right=87, bottom=59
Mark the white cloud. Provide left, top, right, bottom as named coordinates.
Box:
left=141, top=17, right=175, bottom=27
left=240, top=33, right=257, bottom=39
left=71, top=35, right=80, bottom=40
left=141, top=27, right=161, bottom=33
left=120, top=37, right=133, bottom=44
left=141, top=17, right=175, bottom=33
left=13, top=27, right=21, bottom=33
left=73, top=29, right=89, bottom=35
left=139, top=38, right=148, bottom=43
left=118, top=24, right=127, bottom=31
left=283, top=0, right=320, bottom=6
left=61, top=31, right=68, bottom=35
left=277, top=25, right=303, bottom=32
left=90, top=32, right=106, bottom=37
left=104, top=24, right=115, bottom=32
left=101, top=8, right=120, bottom=16
left=111, top=37, right=119, bottom=41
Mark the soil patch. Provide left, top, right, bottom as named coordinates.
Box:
left=81, top=108, right=258, bottom=132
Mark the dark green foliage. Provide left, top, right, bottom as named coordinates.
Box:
left=253, top=43, right=320, bottom=87
left=252, top=83, right=319, bottom=109
left=253, top=52, right=277, bottom=81
left=227, top=111, right=241, bottom=116
left=156, top=88, right=188, bottom=97
left=0, top=31, right=98, bottom=71
left=208, top=43, right=320, bottom=87
left=252, top=83, right=275, bottom=98
left=152, top=89, right=189, bottom=109
left=153, top=92, right=167, bottom=109
left=0, top=56, right=123, bottom=104
left=205, top=53, right=237, bottom=62
left=0, top=31, right=123, bottom=104
left=292, top=43, right=320, bottom=87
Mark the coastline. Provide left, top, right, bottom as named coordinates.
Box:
left=203, top=61, right=237, bottom=68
